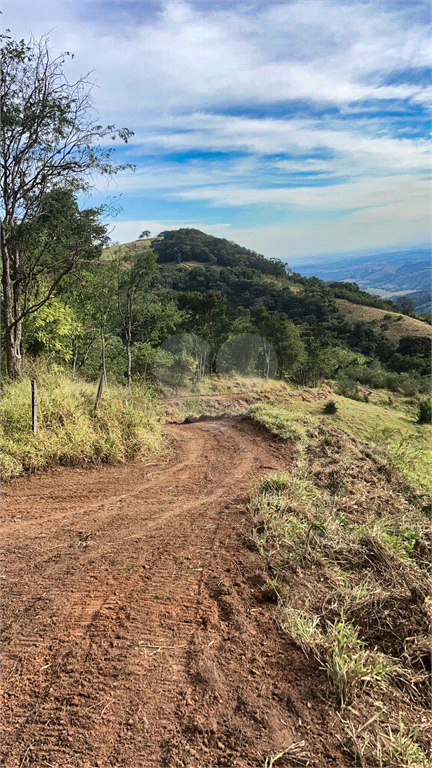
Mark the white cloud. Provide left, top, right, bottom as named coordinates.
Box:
left=175, top=174, right=430, bottom=213
left=3, top=0, right=430, bottom=257
left=123, top=112, right=429, bottom=174
left=93, top=153, right=260, bottom=195
left=4, top=0, right=430, bottom=116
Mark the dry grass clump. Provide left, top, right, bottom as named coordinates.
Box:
left=337, top=589, right=430, bottom=668
left=377, top=426, right=432, bottom=500
left=338, top=712, right=431, bottom=768
left=164, top=373, right=294, bottom=399
left=164, top=376, right=295, bottom=423
left=249, top=418, right=431, bottom=766
left=1, top=369, right=163, bottom=478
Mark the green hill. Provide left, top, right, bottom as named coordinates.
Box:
left=102, top=228, right=430, bottom=398
left=153, top=228, right=285, bottom=274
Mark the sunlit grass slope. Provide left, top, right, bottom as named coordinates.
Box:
left=297, top=393, right=431, bottom=496
left=246, top=383, right=430, bottom=497
left=336, top=298, right=432, bottom=343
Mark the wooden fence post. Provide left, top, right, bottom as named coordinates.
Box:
left=94, top=374, right=104, bottom=413
left=31, top=380, right=38, bottom=435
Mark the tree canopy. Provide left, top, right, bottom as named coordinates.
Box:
left=0, top=32, right=133, bottom=377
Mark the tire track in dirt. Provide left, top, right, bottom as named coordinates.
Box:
left=1, top=418, right=346, bottom=768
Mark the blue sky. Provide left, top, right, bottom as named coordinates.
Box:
left=3, top=0, right=431, bottom=264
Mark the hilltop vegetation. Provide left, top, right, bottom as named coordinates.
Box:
left=153, top=227, right=285, bottom=276
left=146, top=229, right=430, bottom=396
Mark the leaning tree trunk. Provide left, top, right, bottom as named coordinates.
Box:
left=262, top=339, right=271, bottom=380
left=125, top=292, right=133, bottom=387
left=1, top=234, right=22, bottom=379
left=4, top=321, right=22, bottom=379
left=101, top=330, right=107, bottom=383
left=72, top=342, right=78, bottom=378
left=126, top=318, right=132, bottom=387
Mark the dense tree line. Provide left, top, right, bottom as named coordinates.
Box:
left=325, top=281, right=397, bottom=311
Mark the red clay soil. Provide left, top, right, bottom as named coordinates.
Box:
left=1, top=418, right=347, bottom=768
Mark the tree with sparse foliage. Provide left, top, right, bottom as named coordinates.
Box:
left=116, top=244, right=157, bottom=385
left=76, top=257, right=119, bottom=383
left=0, top=31, right=133, bottom=378
left=138, top=230, right=151, bottom=240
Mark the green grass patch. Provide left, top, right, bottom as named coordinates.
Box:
left=249, top=402, right=317, bottom=441
left=280, top=607, right=390, bottom=707
left=1, top=368, right=163, bottom=479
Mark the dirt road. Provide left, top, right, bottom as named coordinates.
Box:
left=1, top=418, right=344, bottom=768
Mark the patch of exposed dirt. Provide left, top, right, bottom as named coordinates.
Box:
left=165, top=394, right=255, bottom=425
left=2, top=418, right=351, bottom=768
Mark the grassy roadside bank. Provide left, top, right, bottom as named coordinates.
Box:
left=249, top=388, right=431, bottom=498
left=295, top=394, right=432, bottom=497
left=1, top=368, right=164, bottom=479
left=249, top=403, right=431, bottom=767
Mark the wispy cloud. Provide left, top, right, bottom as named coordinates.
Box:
left=3, top=0, right=431, bottom=258
left=174, top=174, right=430, bottom=212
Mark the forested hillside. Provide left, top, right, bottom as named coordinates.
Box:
left=3, top=225, right=430, bottom=399
left=97, top=229, right=430, bottom=396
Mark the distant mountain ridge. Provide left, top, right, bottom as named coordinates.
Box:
left=295, top=250, right=431, bottom=313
